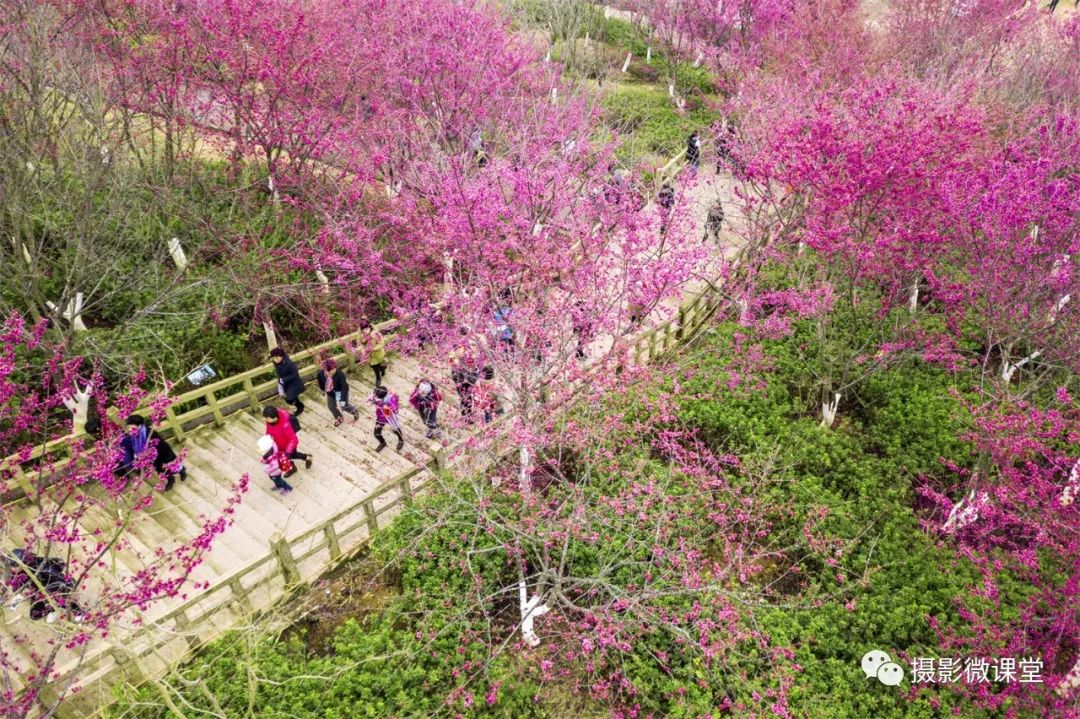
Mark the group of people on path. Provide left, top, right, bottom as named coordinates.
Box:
left=658, top=126, right=737, bottom=240
left=256, top=318, right=447, bottom=496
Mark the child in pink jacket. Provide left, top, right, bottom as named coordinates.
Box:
left=258, top=435, right=294, bottom=494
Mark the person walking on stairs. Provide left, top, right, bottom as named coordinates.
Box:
left=118, top=414, right=186, bottom=490
left=704, top=200, right=725, bottom=242
left=354, top=319, right=388, bottom=387
left=369, top=385, right=404, bottom=452
left=450, top=350, right=480, bottom=423
left=658, top=183, right=675, bottom=235
left=270, top=347, right=306, bottom=416
left=257, top=435, right=294, bottom=495
left=318, top=357, right=359, bottom=427
left=409, top=379, right=442, bottom=439
left=263, top=406, right=312, bottom=468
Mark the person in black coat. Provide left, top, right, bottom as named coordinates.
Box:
left=686, top=131, right=701, bottom=171
left=317, top=357, right=359, bottom=427
left=118, top=414, right=186, bottom=490
left=5, top=549, right=83, bottom=622
left=270, top=347, right=306, bottom=416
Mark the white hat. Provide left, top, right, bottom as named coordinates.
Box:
left=257, top=435, right=275, bottom=454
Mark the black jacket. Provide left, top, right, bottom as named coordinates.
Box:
left=316, top=368, right=349, bottom=397
left=119, top=429, right=177, bottom=474
left=274, top=356, right=305, bottom=401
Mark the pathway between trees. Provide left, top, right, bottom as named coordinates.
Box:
left=1, top=133, right=746, bottom=719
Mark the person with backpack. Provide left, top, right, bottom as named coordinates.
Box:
left=118, top=414, right=186, bottom=490
left=354, top=319, right=388, bottom=388
left=409, top=379, right=442, bottom=439
left=5, top=549, right=82, bottom=623
left=658, top=183, right=676, bottom=235
left=256, top=435, right=294, bottom=495
left=368, top=386, right=404, bottom=452
left=704, top=200, right=725, bottom=242
left=449, top=348, right=480, bottom=422
left=262, top=406, right=312, bottom=468
left=270, top=347, right=306, bottom=416
left=317, top=357, right=359, bottom=427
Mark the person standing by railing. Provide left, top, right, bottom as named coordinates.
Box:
left=270, top=347, right=306, bottom=416
left=686, top=131, right=701, bottom=174
left=354, top=319, right=388, bottom=388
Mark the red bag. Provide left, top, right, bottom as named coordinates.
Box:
left=277, top=452, right=296, bottom=477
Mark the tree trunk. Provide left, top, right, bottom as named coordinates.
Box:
left=820, top=391, right=841, bottom=428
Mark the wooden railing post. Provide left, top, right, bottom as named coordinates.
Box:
left=324, top=523, right=342, bottom=561
left=270, top=533, right=300, bottom=586
left=363, top=500, right=378, bottom=537
left=207, top=390, right=225, bottom=426
left=173, top=609, right=201, bottom=651
left=165, top=406, right=185, bottom=442
left=242, top=377, right=259, bottom=412
left=229, top=577, right=253, bottom=614
left=399, top=473, right=414, bottom=506
left=11, top=464, right=36, bottom=502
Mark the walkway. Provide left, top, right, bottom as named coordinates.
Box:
left=1, top=151, right=746, bottom=718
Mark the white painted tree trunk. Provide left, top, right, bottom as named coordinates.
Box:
left=47, top=292, right=87, bottom=331
left=544, top=47, right=551, bottom=63
left=518, top=579, right=549, bottom=648
left=1001, top=350, right=1041, bottom=383
left=668, top=82, right=675, bottom=97
left=736, top=297, right=750, bottom=323
left=1048, top=293, right=1071, bottom=325
left=820, top=391, right=841, bottom=428
left=168, top=237, right=188, bottom=271
left=693, top=50, right=704, bottom=68
left=908, top=281, right=919, bottom=313
left=315, top=269, right=330, bottom=295
left=550, top=86, right=558, bottom=104
left=519, top=444, right=532, bottom=497
left=62, top=382, right=92, bottom=435
left=267, top=173, right=281, bottom=204
left=1057, top=656, right=1080, bottom=697
left=797, top=241, right=806, bottom=256
left=583, top=32, right=590, bottom=48
left=263, top=321, right=278, bottom=351
left=441, top=252, right=454, bottom=290
left=621, top=53, right=632, bottom=73
left=942, top=488, right=987, bottom=532
left=646, top=46, right=652, bottom=63
left=1061, top=458, right=1080, bottom=508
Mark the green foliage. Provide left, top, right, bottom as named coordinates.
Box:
left=109, top=311, right=1035, bottom=718
left=602, top=85, right=720, bottom=163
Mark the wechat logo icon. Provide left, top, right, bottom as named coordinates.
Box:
left=862, top=650, right=904, bottom=686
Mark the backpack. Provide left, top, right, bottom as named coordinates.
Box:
left=278, top=452, right=297, bottom=478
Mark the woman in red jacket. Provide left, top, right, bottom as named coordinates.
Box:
left=262, top=406, right=313, bottom=468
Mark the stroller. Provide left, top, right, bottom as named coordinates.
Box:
left=4, top=549, right=83, bottom=622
